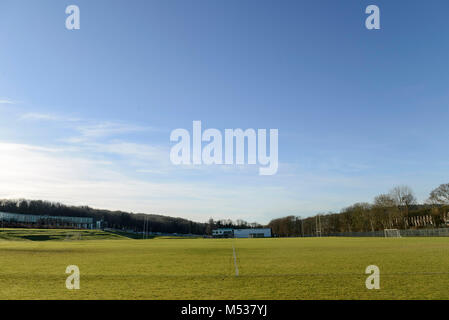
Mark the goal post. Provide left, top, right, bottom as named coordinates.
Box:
left=65, top=232, right=82, bottom=241
left=384, top=229, right=401, bottom=238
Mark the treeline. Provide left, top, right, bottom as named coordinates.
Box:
left=0, top=199, right=208, bottom=235
left=269, top=184, right=449, bottom=237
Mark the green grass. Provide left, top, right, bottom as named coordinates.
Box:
left=0, top=228, right=128, bottom=241
left=0, top=230, right=448, bottom=299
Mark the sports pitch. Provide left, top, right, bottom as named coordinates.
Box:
left=0, top=229, right=449, bottom=300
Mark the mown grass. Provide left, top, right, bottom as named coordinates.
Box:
left=0, top=228, right=127, bottom=241
left=0, top=231, right=448, bottom=299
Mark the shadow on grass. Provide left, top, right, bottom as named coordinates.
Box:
left=21, top=235, right=59, bottom=241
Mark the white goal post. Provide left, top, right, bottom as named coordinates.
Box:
left=384, top=229, right=401, bottom=238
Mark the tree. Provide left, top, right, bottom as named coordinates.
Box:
left=340, top=203, right=372, bottom=232
left=0, top=198, right=209, bottom=234
left=389, top=185, right=416, bottom=223
left=390, top=186, right=417, bottom=209
left=373, top=194, right=399, bottom=229
left=373, top=194, right=396, bottom=208
left=206, top=218, right=215, bottom=235
left=428, top=183, right=449, bottom=204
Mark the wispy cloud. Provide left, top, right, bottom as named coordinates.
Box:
left=75, top=122, right=150, bottom=139
left=16, top=110, right=173, bottom=174
left=19, top=112, right=157, bottom=142
left=20, top=112, right=80, bottom=122
left=0, top=99, right=17, bottom=105
left=9, top=109, right=384, bottom=223
left=0, top=141, right=296, bottom=223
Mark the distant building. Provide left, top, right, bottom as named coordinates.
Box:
left=0, top=212, right=94, bottom=229
left=212, top=228, right=271, bottom=238
left=212, top=228, right=234, bottom=238
left=234, top=228, right=271, bottom=238
left=96, top=220, right=106, bottom=230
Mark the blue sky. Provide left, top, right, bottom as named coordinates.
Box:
left=0, top=0, right=448, bottom=224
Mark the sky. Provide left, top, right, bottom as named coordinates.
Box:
left=0, top=0, right=448, bottom=224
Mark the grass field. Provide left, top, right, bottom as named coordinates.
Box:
left=0, top=228, right=127, bottom=241
left=0, top=228, right=449, bottom=300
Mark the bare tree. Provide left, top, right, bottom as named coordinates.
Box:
left=389, top=186, right=416, bottom=226
left=373, top=194, right=399, bottom=229
left=373, top=194, right=396, bottom=208
left=390, top=186, right=417, bottom=208
left=206, top=218, right=215, bottom=235
left=428, top=183, right=449, bottom=204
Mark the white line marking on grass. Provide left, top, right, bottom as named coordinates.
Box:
left=232, top=243, right=239, bottom=277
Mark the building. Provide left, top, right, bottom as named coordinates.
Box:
left=212, top=228, right=271, bottom=238
left=212, top=228, right=234, bottom=238
left=234, top=228, right=271, bottom=238
left=0, top=212, right=94, bottom=229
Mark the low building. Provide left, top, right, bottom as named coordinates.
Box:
left=212, top=228, right=271, bottom=238
left=0, top=212, right=94, bottom=229
left=234, top=228, right=271, bottom=238
left=212, top=228, right=234, bottom=238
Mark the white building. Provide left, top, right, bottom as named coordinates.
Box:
left=212, top=228, right=271, bottom=238
left=212, top=228, right=234, bottom=238
left=234, top=228, right=271, bottom=238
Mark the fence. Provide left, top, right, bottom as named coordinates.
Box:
left=326, top=227, right=449, bottom=237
